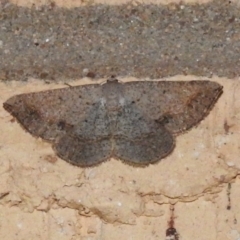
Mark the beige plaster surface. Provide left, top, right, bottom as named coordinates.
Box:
left=1, top=76, right=240, bottom=240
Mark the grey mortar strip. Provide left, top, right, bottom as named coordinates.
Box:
left=0, top=0, right=239, bottom=81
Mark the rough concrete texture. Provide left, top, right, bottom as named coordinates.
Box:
left=1, top=0, right=240, bottom=240
left=1, top=0, right=240, bottom=81
left=8, top=0, right=240, bottom=7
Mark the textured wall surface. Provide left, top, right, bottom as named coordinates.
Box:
left=1, top=0, right=240, bottom=240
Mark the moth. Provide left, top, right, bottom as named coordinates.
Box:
left=3, top=78, right=223, bottom=167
